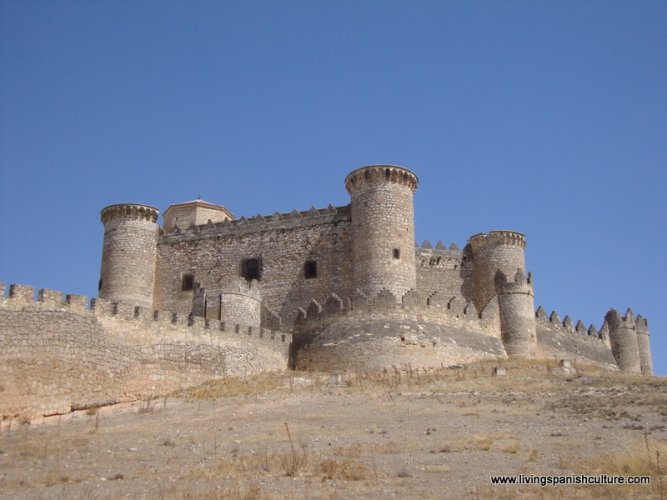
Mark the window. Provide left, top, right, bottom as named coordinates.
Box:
left=393, top=248, right=400, bottom=259
left=98, top=279, right=102, bottom=291
left=181, top=273, right=194, bottom=291
left=242, top=258, right=262, bottom=281
left=304, top=260, right=318, bottom=279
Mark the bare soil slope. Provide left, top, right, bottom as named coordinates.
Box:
left=1, top=360, right=666, bottom=499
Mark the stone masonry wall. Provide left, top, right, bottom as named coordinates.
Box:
left=415, top=244, right=474, bottom=302
left=606, top=309, right=642, bottom=375
left=292, top=287, right=503, bottom=371
left=0, top=284, right=290, bottom=418
left=218, top=280, right=262, bottom=327
left=469, top=231, right=526, bottom=312
left=99, top=204, right=159, bottom=308
left=346, top=166, right=418, bottom=298
left=295, top=316, right=506, bottom=372
left=496, top=271, right=538, bottom=357
left=534, top=306, right=617, bottom=369
left=154, top=205, right=354, bottom=329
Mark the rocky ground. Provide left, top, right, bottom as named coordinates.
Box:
left=0, top=360, right=666, bottom=499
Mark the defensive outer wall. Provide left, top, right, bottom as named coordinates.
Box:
left=0, top=164, right=655, bottom=418
left=0, top=283, right=290, bottom=418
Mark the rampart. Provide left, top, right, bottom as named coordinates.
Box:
left=534, top=305, right=617, bottom=369
left=292, top=288, right=504, bottom=371
left=0, top=283, right=291, bottom=418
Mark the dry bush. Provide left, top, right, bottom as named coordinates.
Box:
left=137, top=395, right=158, bottom=414
left=279, top=422, right=307, bottom=477
left=320, top=458, right=370, bottom=481
left=501, top=441, right=521, bottom=454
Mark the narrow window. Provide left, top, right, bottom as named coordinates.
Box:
left=181, top=273, right=194, bottom=291
left=242, top=258, right=262, bottom=281
left=393, top=248, right=400, bottom=259
left=98, top=279, right=102, bottom=291
left=304, top=260, right=318, bottom=279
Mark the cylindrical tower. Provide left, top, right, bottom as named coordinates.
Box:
left=495, top=270, right=537, bottom=357
left=345, top=165, right=418, bottom=299
left=635, top=315, right=653, bottom=376
left=469, top=231, right=527, bottom=311
left=219, top=279, right=262, bottom=328
left=99, top=203, right=159, bottom=308
left=605, top=309, right=642, bottom=374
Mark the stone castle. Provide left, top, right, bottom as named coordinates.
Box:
left=0, top=165, right=654, bottom=417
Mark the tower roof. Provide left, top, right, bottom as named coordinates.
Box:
left=163, top=199, right=235, bottom=221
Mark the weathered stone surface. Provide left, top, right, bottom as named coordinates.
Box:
left=0, top=164, right=653, bottom=418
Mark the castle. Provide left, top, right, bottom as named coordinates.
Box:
left=0, top=165, right=654, bottom=417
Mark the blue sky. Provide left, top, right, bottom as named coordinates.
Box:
left=1, top=1, right=665, bottom=374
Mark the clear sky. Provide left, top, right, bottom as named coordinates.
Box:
left=1, top=1, right=665, bottom=374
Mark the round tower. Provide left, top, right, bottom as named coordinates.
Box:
left=99, top=203, right=159, bottom=308
left=345, top=165, right=418, bottom=299
left=219, top=279, right=262, bottom=328
left=468, top=231, right=527, bottom=311
left=605, top=309, right=642, bottom=374
left=495, top=269, right=537, bottom=357
left=635, top=315, right=653, bottom=376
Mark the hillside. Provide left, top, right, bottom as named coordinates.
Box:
left=1, top=360, right=666, bottom=499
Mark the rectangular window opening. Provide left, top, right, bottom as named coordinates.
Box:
left=393, top=248, right=401, bottom=259
left=181, top=273, right=194, bottom=291
left=242, top=258, right=262, bottom=281
left=305, top=260, right=318, bottom=279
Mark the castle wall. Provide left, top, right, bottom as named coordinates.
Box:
left=534, top=312, right=617, bottom=369
left=0, top=284, right=291, bottom=418
left=296, top=317, right=505, bottom=372
left=292, top=288, right=503, bottom=371
left=154, top=206, right=354, bottom=329
left=415, top=246, right=473, bottom=301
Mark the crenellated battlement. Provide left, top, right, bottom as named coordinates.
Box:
left=534, top=305, right=609, bottom=343
left=469, top=230, right=526, bottom=251
left=159, top=204, right=351, bottom=240
left=0, top=282, right=291, bottom=346
left=605, top=308, right=636, bottom=329
left=220, top=278, right=262, bottom=302
left=101, top=203, right=159, bottom=223
left=416, top=242, right=463, bottom=269
left=494, top=269, right=533, bottom=295
left=295, top=288, right=499, bottom=335
left=344, top=164, right=418, bottom=193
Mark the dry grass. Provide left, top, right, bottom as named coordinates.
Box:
left=309, top=358, right=649, bottom=399
left=470, top=432, right=517, bottom=452
left=2, top=359, right=664, bottom=498
left=171, top=372, right=290, bottom=399
left=319, top=458, right=370, bottom=481
left=542, top=435, right=667, bottom=499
